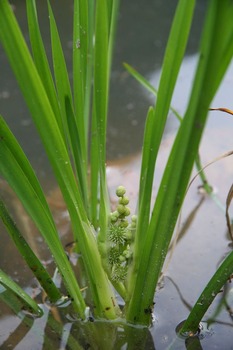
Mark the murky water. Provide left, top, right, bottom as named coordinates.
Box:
left=1, top=0, right=233, bottom=349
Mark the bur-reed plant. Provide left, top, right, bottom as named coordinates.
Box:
left=0, top=0, right=233, bottom=340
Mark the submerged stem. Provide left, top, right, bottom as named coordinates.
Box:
left=179, top=250, right=233, bottom=335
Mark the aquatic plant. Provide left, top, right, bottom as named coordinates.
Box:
left=0, top=0, right=233, bottom=343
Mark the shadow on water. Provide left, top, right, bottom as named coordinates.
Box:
left=1, top=0, right=233, bottom=349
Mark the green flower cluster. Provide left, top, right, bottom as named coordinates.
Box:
left=107, top=186, right=137, bottom=282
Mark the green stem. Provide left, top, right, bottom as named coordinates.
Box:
left=0, top=199, right=62, bottom=303
left=179, top=250, right=233, bottom=335
left=194, top=153, right=213, bottom=194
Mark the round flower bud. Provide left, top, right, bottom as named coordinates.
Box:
left=116, top=186, right=126, bottom=197
left=123, top=249, right=132, bottom=259
left=123, top=230, right=132, bottom=241
left=119, top=196, right=129, bottom=205
left=130, top=221, right=137, bottom=229
left=110, top=211, right=120, bottom=222
left=131, top=215, right=137, bottom=223
left=110, top=213, right=118, bottom=223
left=119, top=255, right=126, bottom=262
left=124, top=207, right=130, bottom=216
left=119, top=220, right=128, bottom=228
left=117, top=204, right=126, bottom=215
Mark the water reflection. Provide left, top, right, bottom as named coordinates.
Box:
left=0, top=309, right=157, bottom=350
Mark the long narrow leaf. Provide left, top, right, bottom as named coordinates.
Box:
left=26, top=0, right=64, bottom=139
left=0, top=0, right=120, bottom=320
left=73, top=0, right=88, bottom=137
left=90, top=111, right=100, bottom=227
left=0, top=0, right=83, bottom=218
left=123, top=62, right=157, bottom=96
left=93, top=0, right=110, bottom=247
left=65, top=97, right=89, bottom=212
left=123, top=62, right=182, bottom=121
left=126, top=0, right=233, bottom=325
left=47, top=1, right=73, bottom=133
left=0, top=117, right=87, bottom=317
left=180, top=250, right=233, bottom=335
left=107, top=0, right=120, bottom=75
left=72, top=0, right=90, bottom=213
left=0, top=199, right=62, bottom=303
left=0, top=269, right=43, bottom=317
left=135, top=0, right=195, bottom=242
left=126, top=0, right=196, bottom=319
left=48, top=1, right=89, bottom=209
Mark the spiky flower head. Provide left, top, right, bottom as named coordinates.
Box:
left=108, top=224, right=127, bottom=245
left=108, top=247, right=120, bottom=265
left=111, top=264, right=127, bottom=282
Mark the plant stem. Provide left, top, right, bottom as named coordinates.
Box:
left=179, top=250, right=233, bottom=335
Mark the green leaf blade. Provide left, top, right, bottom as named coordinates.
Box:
left=26, top=0, right=64, bottom=138
left=0, top=269, right=43, bottom=317
left=0, top=117, right=87, bottom=317
left=0, top=199, right=62, bottom=303
left=126, top=0, right=233, bottom=325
